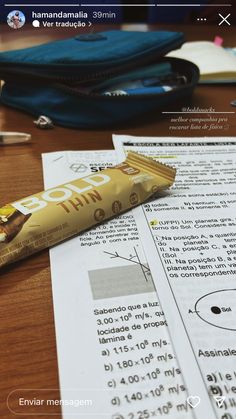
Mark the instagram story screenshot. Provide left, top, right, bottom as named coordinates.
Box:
left=0, top=1, right=236, bottom=419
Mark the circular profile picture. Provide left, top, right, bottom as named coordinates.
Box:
left=7, top=10, right=25, bottom=29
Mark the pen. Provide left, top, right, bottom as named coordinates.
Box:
left=0, top=132, right=31, bottom=145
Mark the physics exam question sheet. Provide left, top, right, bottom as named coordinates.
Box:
left=114, top=135, right=236, bottom=419
left=42, top=150, right=196, bottom=419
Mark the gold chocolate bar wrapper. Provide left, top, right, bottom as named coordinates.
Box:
left=0, top=152, right=176, bottom=268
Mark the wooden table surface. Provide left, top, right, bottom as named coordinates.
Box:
left=0, top=23, right=235, bottom=418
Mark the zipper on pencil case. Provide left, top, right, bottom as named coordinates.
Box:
left=2, top=58, right=195, bottom=101
left=51, top=58, right=196, bottom=100
left=1, top=58, right=199, bottom=102
left=52, top=81, right=184, bottom=100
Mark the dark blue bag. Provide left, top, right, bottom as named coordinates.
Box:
left=0, top=30, right=199, bottom=128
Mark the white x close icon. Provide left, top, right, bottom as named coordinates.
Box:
left=218, top=13, right=231, bottom=26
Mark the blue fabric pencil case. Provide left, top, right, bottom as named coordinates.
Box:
left=0, top=30, right=199, bottom=128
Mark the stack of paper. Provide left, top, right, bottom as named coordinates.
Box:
left=43, top=137, right=236, bottom=419
left=166, top=41, right=236, bottom=83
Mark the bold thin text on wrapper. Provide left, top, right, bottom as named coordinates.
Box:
left=0, top=152, right=176, bottom=268
left=12, top=174, right=111, bottom=215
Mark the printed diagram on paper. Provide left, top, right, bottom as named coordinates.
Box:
left=194, top=289, right=236, bottom=331
left=103, top=246, right=151, bottom=282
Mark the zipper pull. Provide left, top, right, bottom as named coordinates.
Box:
left=34, top=115, right=54, bottom=129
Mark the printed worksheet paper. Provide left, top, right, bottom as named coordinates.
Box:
left=114, top=135, right=236, bottom=419
left=42, top=150, right=196, bottom=419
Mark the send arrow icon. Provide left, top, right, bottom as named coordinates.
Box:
left=214, top=396, right=226, bottom=408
